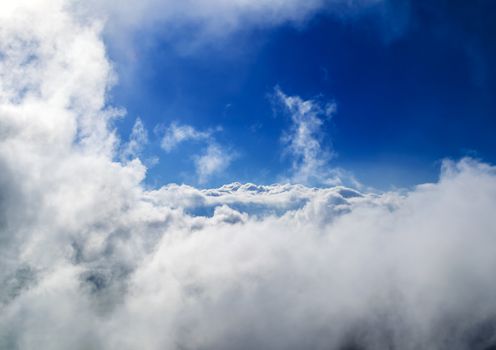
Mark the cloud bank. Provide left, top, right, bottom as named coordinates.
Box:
left=1, top=1, right=496, bottom=350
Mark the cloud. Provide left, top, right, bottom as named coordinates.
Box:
left=1, top=2, right=496, bottom=350
left=121, top=118, right=148, bottom=161
left=194, top=143, right=235, bottom=184
left=160, top=122, right=214, bottom=152
left=109, top=159, right=496, bottom=350
left=275, top=87, right=351, bottom=186
left=159, top=122, right=232, bottom=183
left=5, top=153, right=496, bottom=349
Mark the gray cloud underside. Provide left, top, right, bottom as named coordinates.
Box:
left=1, top=1, right=496, bottom=350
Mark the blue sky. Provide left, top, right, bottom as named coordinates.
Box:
left=107, top=0, right=496, bottom=189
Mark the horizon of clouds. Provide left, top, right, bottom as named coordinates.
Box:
left=1, top=1, right=496, bottom=350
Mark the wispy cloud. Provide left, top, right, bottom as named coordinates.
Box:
left=274, top=87, right=354, bottom=186
left=121, top=117, right=148, bottom=161
left=159, top=122, right=232, bottom=183
left=160, top=122, right=215, bottom=152
left=194, top=143, right=235, bottom=184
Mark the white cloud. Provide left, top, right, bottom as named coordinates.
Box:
left=121, top=118, right=148, bottom=161
left=194, top=143, right=235, bottom=184
left=160, top=122, right=214, bottom=152
left=275, top=87, right=348, bottom=186
left=159, top=122, right=232, bottom=183
left=1, top=2, right=496, bottom=350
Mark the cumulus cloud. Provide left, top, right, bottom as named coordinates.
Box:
left=1, top=1, right=496, bottom=350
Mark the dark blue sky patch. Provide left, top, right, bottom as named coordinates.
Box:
left=108, top=0, right=496, bottom=189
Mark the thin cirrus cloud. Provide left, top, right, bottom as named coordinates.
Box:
left=1, top=2, right=496, bottom=350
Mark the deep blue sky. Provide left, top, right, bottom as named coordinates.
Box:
left=107, top=0, right=496, bottom=190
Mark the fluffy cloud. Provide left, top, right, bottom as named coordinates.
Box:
left=1, top=2, right=496, bottom=350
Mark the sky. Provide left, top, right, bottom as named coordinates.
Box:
left=1, top=1, right=496, bottom=350
left=106, top=0, right=496, bottom=189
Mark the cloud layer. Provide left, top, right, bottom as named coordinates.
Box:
left=1, top=1, right=496, bottom=350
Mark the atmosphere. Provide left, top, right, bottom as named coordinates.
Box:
left=1, top=1, right=496, bottom=349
